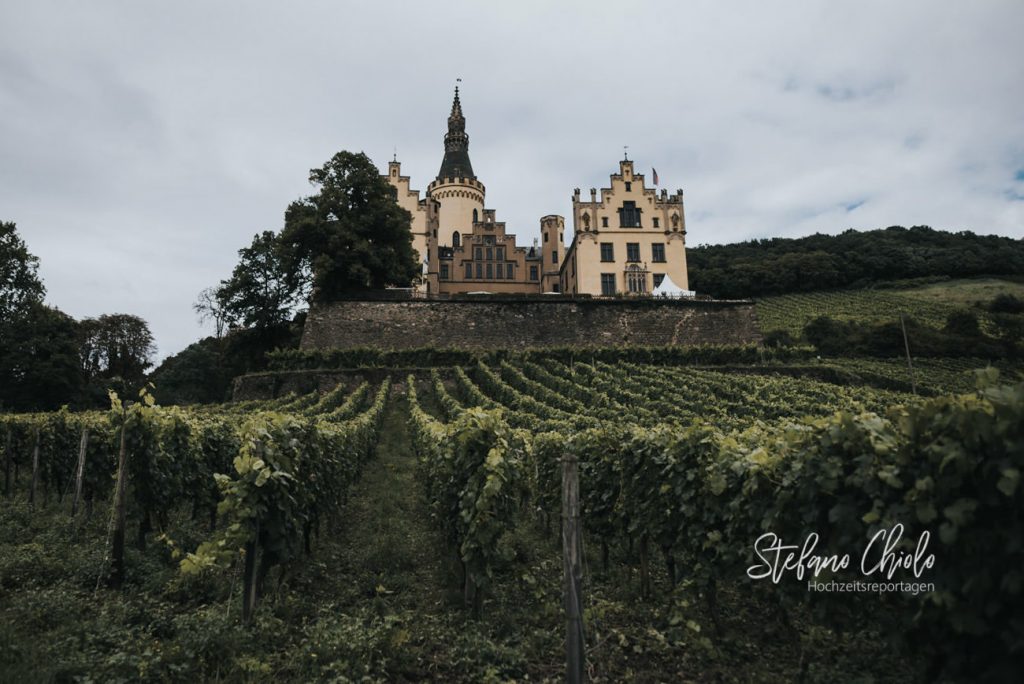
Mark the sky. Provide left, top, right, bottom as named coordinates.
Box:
left=2, top=1, right=1023, bottom=361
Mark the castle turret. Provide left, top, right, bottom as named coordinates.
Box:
left=540, top=215, right=564, bottom=292
left=428, top=87, right=485, bottom=248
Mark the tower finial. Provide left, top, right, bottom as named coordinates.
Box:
left=438, top=78, right=475, bottom=180
left=623, top=145, right=629, bottom=161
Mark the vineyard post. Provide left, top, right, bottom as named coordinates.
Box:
left=562, top=453, right=585, bottom=684
left=3, top=426, right=11, bottom=498
left=899, top=314, right=917, bottom=395
left=109, top=409, right=129, bottom=588
left=28, top=428, right=40, bottom=509
left=71, top=427, right=89, bottom=521
left=242, top=518, right=260, bottom=625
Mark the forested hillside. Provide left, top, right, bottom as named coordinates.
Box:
left=688, top=226, right=1024, bottom=299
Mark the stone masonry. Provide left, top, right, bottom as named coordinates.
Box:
left=300, top=297, right=762, bottom=351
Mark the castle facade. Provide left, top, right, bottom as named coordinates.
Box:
left=384, top=88, right=689, bottom=297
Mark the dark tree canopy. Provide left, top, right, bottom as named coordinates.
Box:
left=1, top=221, right=45, bottom=323
left=80, top=313, right=156, bottom=391
left=280, top=151, right=419, bottom=300
left=215, top=230, right=306, bottom=330
left=0, top=302, right=83, bottom=411
left=687, top=226, right=1024, bottom=299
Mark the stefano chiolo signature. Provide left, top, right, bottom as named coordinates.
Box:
left=746, top=524, right=935, bottom=583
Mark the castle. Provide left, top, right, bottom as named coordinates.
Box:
left=384, top=87, right=690, bottom=297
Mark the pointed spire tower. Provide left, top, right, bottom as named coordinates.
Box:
left=437, top=86, right=476, bottom=180
left=428, top=84, right=486, bottom=249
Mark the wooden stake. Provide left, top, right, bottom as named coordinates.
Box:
left=28, top=429, right=40, bottom=509
left=242, top=519, right=260, bottom=625
left=562, top=454, right=585, bottom=684
left=71, top=428, right=89, bottom=520
left=3, top=427, right=11, bottom=498
left=109, top=416, right=129, bottom=588
left=900, top=314, right=917, bottom=395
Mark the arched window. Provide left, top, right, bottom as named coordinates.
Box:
left=626, top=264, right=648, bottom=294
left=473, top=209, right=479, bottom=223
left=453, top=232, right=461, bottom=248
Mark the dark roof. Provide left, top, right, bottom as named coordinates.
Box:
left=437, top=87, right=475, bottom=180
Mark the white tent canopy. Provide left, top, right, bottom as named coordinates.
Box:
left=652, top=274, right=696, bottom=298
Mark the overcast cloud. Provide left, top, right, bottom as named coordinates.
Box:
left=2, top=0, right=1022, bottom=360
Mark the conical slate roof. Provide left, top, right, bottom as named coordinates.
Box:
left=437, top=87, right=475, bottom=180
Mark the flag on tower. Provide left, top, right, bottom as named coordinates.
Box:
left=652, top=168, right=659, bottom=186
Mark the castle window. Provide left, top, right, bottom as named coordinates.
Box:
left=475, top=247, right=482, bottom=260
left=625, top=182, right=632, bottom=191
left=626, top=243, right=640, bottom=262
left=530, top=265, right=539, bottom=281
left=600, top=273, right=616, bottom=296
left=453, top=232, right=461, bottom=248
left=544, top=232, right=549, bottom=242
left=652, top=243, right=666, bottom=262
left=486, top=263, right=493, bottom=279
left=551, top=251, right=558, bottom=264
left=465, top=263, right=472, bottom=279
left=496, top=263, right=504, bottom=279
left=626, top=265, right=647, bottom=293
left=552, top=284, right=560, bottom=293
left=653, top=218, right=660, bottom=228
left=601, top=217, right=609, bottom=228
left=506, top=263, right=513, bottom=279
left=476, top=263, right=482, bottom=278
left=441, top=264, right=450, bottom=280
left=619, top=201, right=641, bottom=228
left=560, top=233, right=563, bottom=243
left=486, top=247, right=493, bottom=261
left=653, top=273, right=665, bottom=288
left=473, top=209, right=478, bottom=223
left=600, top=243, right=614, bottom=262
left=496, top=246, right=505, bottom=261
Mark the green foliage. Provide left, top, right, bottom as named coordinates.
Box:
left=180, top=382, right=389, bottom=596
left=80, top=313, right=157, bottom=401
left=689, top=225, right=1024, bottom=299
left=408, top=377, right=528, bottom=600
left=216, top=230, right=307, bottom=330
left=801, top=314, right=1012, bottom=359
left=989, top=292, right=1024, bottom=314
left=280, top=151, right=420, bottom=299
left=0, top=221, right=45, bottom=323
left=0, top=303, right=85, bottom=411
left=266, top=344, right=815, bottom=372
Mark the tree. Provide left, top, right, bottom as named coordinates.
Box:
left=216, top=231, right=306, bottom=330
left=0, top=221, right=45, bottom=323
left=80, top=314, right=156, bottom=397
left=193, top=286, right=228, bottom=338
left=0, top=302, right=84, bottom=411
left=279, top=151, right=419, bottom=300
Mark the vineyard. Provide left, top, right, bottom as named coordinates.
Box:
left=755, top=277, right=1024, bottom=337
left=1, top=359, right=1022, bottom=682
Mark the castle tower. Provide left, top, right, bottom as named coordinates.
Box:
left=427, top=87, right=485, bottom=248
left=539, top=215, right=564, bottom=292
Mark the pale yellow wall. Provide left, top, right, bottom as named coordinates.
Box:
left=564, top=160, right=688, bottom=296
left=386, top=161, right=436, bottom=292
left=428, top=177, right=485, bottom=248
